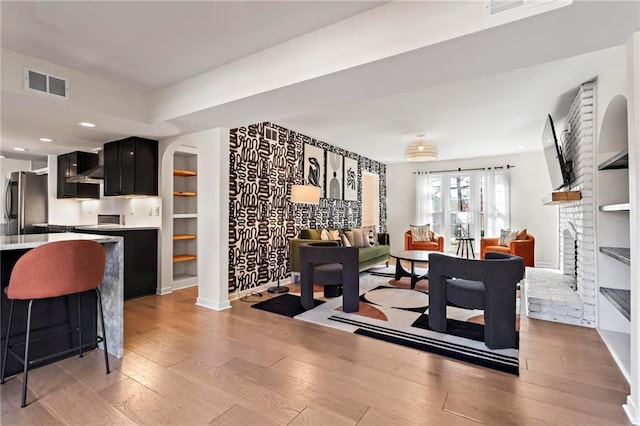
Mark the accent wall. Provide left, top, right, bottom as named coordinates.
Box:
left=228, top=122, right=387, bottom=293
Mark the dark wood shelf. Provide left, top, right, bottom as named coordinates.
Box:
left=599, top=247, right=631, bottom=265
left=542, top=191, right=581, bottom=205
left=599, top=203, right=630, bottom=212
left=173, top=254, right=197, bottom=263
left=600, top=287, right=631, bottom=321
left=598, top=149, right=628, bottom=170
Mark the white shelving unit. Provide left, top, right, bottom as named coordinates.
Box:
left=596, top=114, right=631, bottom=381
left=172, top=149, right=198, bottom=289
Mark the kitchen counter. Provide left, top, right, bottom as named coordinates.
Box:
left=1, top=233, right=124, bottom=360
left=1, top=232, right=122, bottom=250
left=75, top=224, right=159, bottom=231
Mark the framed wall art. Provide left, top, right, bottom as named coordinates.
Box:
left=326, top=152, right=344, bottom=199
left=303, top=143, right=325, bottom=196
left=343, top=156, right=358, bottom=201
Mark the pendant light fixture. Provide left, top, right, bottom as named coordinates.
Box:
left=406, top=135, right=437, bottom=162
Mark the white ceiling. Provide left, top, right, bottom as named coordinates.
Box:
left=1, top=1, right=639, bottom=164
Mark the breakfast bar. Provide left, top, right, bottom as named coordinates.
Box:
left=0, top=233, right=124, bottom=377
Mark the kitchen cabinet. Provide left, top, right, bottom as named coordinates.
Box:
left=57, top=151, right=99, bottom=199
left=104, top=136, right=158, bottom=196
left=75, top=227, right=158, bottom=299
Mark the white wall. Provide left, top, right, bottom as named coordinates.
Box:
left=386, top=151, right=558, bottom=268
left=159, top=128, right=230, bottom=310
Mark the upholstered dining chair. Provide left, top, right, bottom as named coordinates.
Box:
left=299, top=241, right=360, bottom=313
left=428, top=252, right=524, bottom=349
left=1, top=240, right=110, bottom=407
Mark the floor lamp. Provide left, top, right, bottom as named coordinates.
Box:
left=267, top=184, right=321, bottom=294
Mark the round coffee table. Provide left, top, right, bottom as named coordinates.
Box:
left=389, top=250, right=436, bottom=289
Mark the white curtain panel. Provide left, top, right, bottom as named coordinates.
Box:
left=482, top=168, right=511, bottom=237
left=414, top=172, right=432, bottom=225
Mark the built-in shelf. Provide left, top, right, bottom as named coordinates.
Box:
left=598, top=149, right=629, bottom=170
left=599, top=247, right=631, bottom=265
left=599, top=203, right=630, bottom=212
left=174, top=169, right=197, bottom=177
left=173, top=191, right=197, bottom=196
left=173, top=234, right=196, bottom=240
left=542, top=191, right=582, bottom=205
left=173, top=254, right=197, bottom=263
left=173, top=213, right=197, bottom=219
left=600, top=287, right=631, bottom=321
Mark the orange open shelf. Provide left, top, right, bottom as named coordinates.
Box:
left=173, top=234, right=196, bottom=240
left=174, top=169, right=197, bottom=177
left=173, top=254, right=197, bottom=263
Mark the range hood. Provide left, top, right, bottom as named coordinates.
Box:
left=66, top=150, right=103, bottom=184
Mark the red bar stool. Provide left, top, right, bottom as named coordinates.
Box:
left=0, top=240, right=111, bottom=407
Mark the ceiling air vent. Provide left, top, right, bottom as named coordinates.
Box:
left=24, top=68, right=69, bottom=99
left=489, top=0, right=524, bottom=14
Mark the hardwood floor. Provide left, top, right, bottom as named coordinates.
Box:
left=1, top=284, right=631, bottom=425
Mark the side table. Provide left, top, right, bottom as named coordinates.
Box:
left=456, top=237, right=475, bottom=259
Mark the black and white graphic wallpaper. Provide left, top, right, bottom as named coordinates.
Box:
left=228, top=122, right=387, bottom=293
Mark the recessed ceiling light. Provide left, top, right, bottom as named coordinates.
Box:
left=518, top=145, right=524, bottom=149
left=0, top=155, right=5, bottom=159
left=78, top=121, right=96, bottom=128
left=13, top=147, right=27, bottom=152
left=39, top=137, right=54, bottom=142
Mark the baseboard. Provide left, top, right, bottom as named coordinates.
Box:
left=157, top=286, right=173, bottom=295
left=534, top=262, right=557, bottom=269
left=624, top=395, right=639, bottom=425
left=230, top=277, right=294, bottom=301
left=196, top=296, right=231, bottom=311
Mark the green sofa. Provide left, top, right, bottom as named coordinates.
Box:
left=289, top=228, right=390, bottom=273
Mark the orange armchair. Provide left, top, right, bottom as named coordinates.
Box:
left=481, top=233, right=535, bottom=267
left=404, top=230, right=445, bottom=252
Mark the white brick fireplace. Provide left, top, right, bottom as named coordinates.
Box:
left=526, top=82, right=596, bottom=327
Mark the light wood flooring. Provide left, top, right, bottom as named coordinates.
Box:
left=1, top=284, right=631, bottom=425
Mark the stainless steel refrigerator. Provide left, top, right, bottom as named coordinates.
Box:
left=3, top=171, right=48, bottom=235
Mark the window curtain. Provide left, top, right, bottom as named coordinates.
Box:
left=482, top=167, right=511, bottom=237
left=415, top=172, right=432, bottom=225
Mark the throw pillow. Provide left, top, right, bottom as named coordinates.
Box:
left=362, top=225, right=377, bottom=246
left=352, top=228, right=368, bottom=248
left=343, top=230, right=355, bottom=247
left=516, top=228, right=527, bottom=240
left=341, top=233, right=352, bottom=247
left=328, top=230, right=341, bottom=240
left=410, top=224, right=431, bottom=242
left=299, top=229, right=321, bottom=240
left=320, top=229, right=330, bottom=240
left=499, top=229, right=519, bottom=246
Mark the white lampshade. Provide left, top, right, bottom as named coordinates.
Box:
left=290, top=185, right=321, bottom=204
left=406, top=135, right=437, bottom=162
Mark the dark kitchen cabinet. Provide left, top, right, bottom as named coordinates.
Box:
left=57, top=151, right=99, bottom=199
left=104, top=137, right=158, bottom=196
left=75, top=228, right=158, bottom=299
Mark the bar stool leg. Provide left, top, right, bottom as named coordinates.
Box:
left=1, top=300, right=15, bottom=384
left=77, top=293, right=84, bottom=358
left=21, top=299, right=34, bottom=407
left=95, top=289, right=110, bottom=374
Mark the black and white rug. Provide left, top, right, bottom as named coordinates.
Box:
left=252, top=268, right=520, bottom=375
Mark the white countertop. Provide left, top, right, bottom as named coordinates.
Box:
left=0, top=232, right=122, bottom=251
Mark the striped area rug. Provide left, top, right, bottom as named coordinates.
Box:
left=291, top=273, right=520, bottom=375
